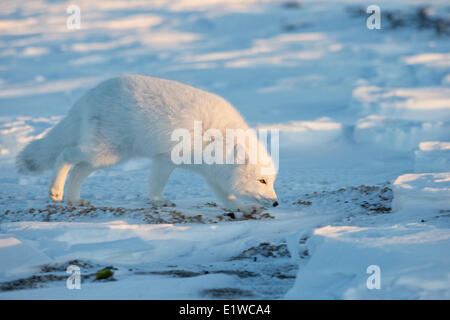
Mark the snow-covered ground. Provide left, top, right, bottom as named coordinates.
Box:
left=0, top=0, right=449, bottom=299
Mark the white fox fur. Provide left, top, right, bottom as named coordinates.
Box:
left=16, top=75, right=278, bottom=215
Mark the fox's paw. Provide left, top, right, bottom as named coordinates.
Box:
left=67, top=198, right=92, bottom=207
left=237, top=204, right=264, bottom=216
left=149, top=197, right=175, bottom=207
left=50, top=189, right=63, bottom=202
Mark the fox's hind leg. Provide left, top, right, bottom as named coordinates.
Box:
left=65, top=162, right=94, bottom=206
left=49, top=147, right=87, bottom=202
left=149, top=156, right=175, bottom=207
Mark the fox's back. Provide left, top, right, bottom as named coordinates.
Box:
left=76, top=74, right=245, bottom=127
left=71, top=74, right=249, bottom=156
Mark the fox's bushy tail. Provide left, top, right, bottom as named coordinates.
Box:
left=16, top=115, right=80, bottom=175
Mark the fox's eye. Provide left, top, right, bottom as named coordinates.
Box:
left=259, top=179, right=267, bottom=184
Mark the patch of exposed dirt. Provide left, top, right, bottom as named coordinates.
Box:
left=135, top=269, right=260, bottom=279
left=0, top=273, right=98, bottom=292
left=0, top=260, right=117, bottom=292
left=40, top=259, right=96, bottom=273
left=0, top=274, right=67, bottom=291
left=231, top=242, right=291, bottom=261
left=295, top=183, right=393, bottom=214
left=135, top=270, right=206, bottom=278
left=1, top=203, right=274, bottom=224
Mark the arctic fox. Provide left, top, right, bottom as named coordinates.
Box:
left=16, top=75, right=278, bottom=215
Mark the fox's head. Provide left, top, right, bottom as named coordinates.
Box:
left=219, top=137, right=278, bottom=208
left=228, top=162, right=278, bottom=207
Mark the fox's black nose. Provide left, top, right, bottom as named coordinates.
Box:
left=272, top=201, right=279, bottom=207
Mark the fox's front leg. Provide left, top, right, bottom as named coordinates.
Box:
left=149, top=156, right=175, bottom=207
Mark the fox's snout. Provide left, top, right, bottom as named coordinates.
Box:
left=255, top=196, right=278, bottom=208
